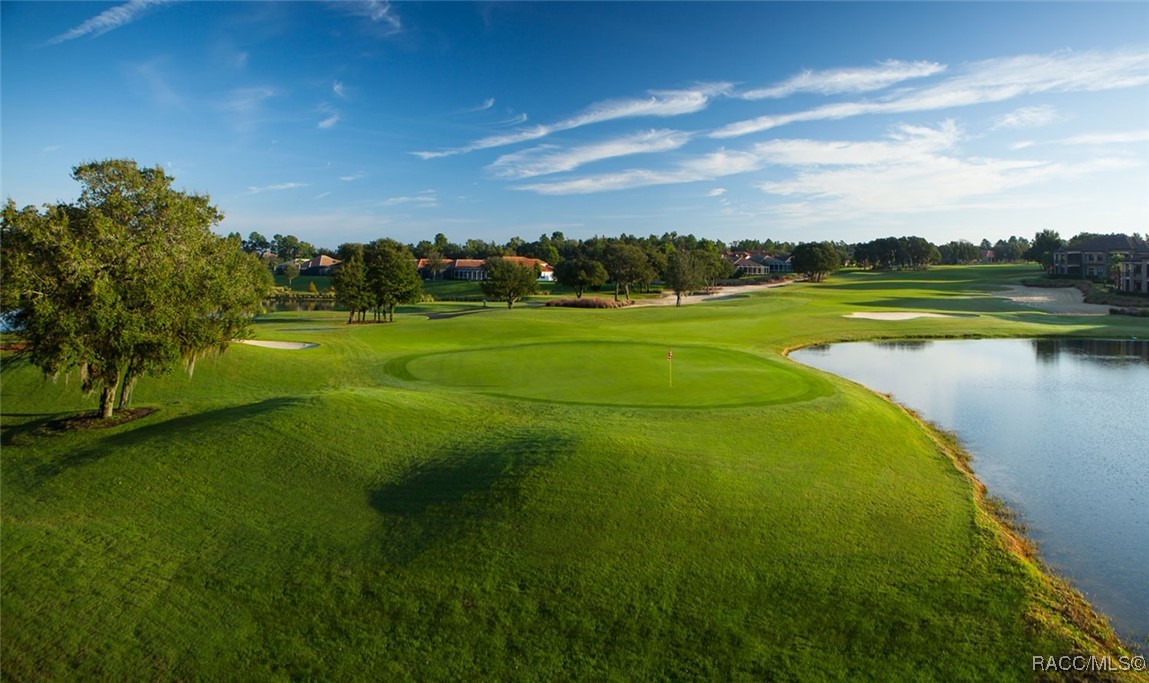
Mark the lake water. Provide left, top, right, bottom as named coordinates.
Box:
left=791, top=339, right=1149, bottom=649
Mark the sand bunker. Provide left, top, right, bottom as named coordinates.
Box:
left=844, top=312, right=955, bottom=321
left=236, top=339, right=319, bottom=350
left=991, top=286, right=1110, bottom=316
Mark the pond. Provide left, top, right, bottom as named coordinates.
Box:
left=791, top=339, right=1149, bottom=649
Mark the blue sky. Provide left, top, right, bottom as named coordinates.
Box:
left=2, top=1, right=1147, bottom=249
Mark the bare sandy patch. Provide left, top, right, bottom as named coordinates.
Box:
left=990, top=286, right=1110, bottom=316
left=630, top=281, right=793, bottom=307
left=844, top=312, right=956, bottom=321
left=236, top=339, right=319, bottom=350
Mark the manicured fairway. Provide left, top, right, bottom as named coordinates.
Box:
left=3, top=265, right=1147, bottom=681
left=393, top=341, right=830, bottom=407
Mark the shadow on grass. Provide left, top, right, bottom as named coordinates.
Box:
left=11, top=397, right=306, bottom=485
left=425, top=307, right=494, bottom=321
left=369, top=431, right=573, bottom=565
left=851, top=296, right=999, bottom=314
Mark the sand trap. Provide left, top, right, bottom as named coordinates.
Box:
left=236, top=339, right=319, bottom=350
left=990, top=286, right=1110, bottom=316
left=845, top=312, right=955, bottom=321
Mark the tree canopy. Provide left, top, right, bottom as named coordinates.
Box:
left=1, top=160, right=270, bottom=418
left=553, top=258, right=608, bottom=298
left=663, top=250, right=706, bottom=307
left=481, top=257, right=538, bottom=308
left=791, top=242, right=842, bottom=282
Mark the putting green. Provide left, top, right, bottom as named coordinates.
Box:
left=389, top=341, right=831, bottom=408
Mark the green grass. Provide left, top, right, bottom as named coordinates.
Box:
left=3, top=264, right=1147, bottom=681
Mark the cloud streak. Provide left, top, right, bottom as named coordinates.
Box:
left=756, top=122, right=1139, bottom=219
left=739, top=60, right=946, bottom=99
left=515, top=149, right=761, bottom=195
left=991, top=105, right=1060, bottom=130
left=713, top=48, right=1149, bottom=139
left=246, top=182, right=308, bottom=194
left=415, top=83, right=728, bottom=159
left=487, top=129, right=693, bottom=179
left=47, top=0, right=176, bottom=44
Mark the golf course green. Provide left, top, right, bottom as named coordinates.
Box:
left=391, top=341, right=830, bottom=408
left=2, top=265, right=1147, bottom=681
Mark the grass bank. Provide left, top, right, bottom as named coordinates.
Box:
left=3, top=264, right=1147, bottom=680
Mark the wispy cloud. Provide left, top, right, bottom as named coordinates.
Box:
left=47, top=0, right=176, bottom=45
left=415, top=83, right=728, bottom=159
left=317, top=102, right=341, bottom=129
left=707, top=188, right=727, bottom=197
left=740, top=60, right=946, bottom=99
left=245, top=182, right=308, bottom=195
left=132, top=59, right=184, bottom=108
left=340, top=1, right=402, bottom=33
left=487, top=129, right=693, bottom=179
left=380, top=191, right=437, bottom=207
left=220, top=86, right=277, bottom=114
left=714, top=48, right=1149, bottom=139
left=516, top=149, right=760, bottom=195
left=991, top=105, right=1060, bottom=130
left=756, top=121, right=1138, bottom=219
left=333, top=81, right=346, bottom=98
left=470, top=97, right=495, bottom=113
left=339, top=171, right=367, bottom=181
left=754, top=120, right=962, bottom=167
left=494, top=113, right=529, bottom=126
left=1057, top=129, right=1149, bottom=145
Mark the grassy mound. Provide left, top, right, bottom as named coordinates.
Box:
left=393, top=341, right=829, bottom=408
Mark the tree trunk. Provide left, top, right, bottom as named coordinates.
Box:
left=347, top=309, right=355, bottom=324
left=119, top=374, right=139, bottom=410
left=99, top=381, right=117, bottom=419
left=676, top=292, right=682, bottom=307
left=614, top=281, right=620, bottom=301
left=624, top=283, right=631, bottom=301
left=506, top=299, right=514, bottom=309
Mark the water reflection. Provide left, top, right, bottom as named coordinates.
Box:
left=1033, top=338, right=1149, bottom=364
left=792, top=338, right=1149, bottom=649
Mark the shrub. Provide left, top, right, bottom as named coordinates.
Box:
left=545, top=297, right=633, bottom=309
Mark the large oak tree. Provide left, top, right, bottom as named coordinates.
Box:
left=1, top=160, right=270, bottom=418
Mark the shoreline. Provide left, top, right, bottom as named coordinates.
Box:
left=783, top=338, right=1147, bottom=665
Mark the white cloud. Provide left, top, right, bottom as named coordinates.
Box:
left=493, top=113, right=529, bottom=126
left=318, top=113, right=341, bottom=129
left=220, top=86, right=277, bottom=114
left=47, top=0, right=175, bottom=45
left=333, top=81, right=346, bottom=98
left=991, top=105, right=1060, bottom=130
left=343, top=0, right=401, bottom=31
left=339, top=171, right=366, bottom=181
left=381, top=191, right=437, bottom=207
left=415, top=83, right=728, bottom=159
left=756, top=122, right=1140, bottom=219
left=707, top=188, right=727, bottom=197
left=1057, top=130, right=1149, bottom=145
left=487, top=129, right=693, bottom=179
left=516, top=149, right=761, bottom=195
left=246, top=182, right=308, bottom=194
left=713, top=48, right=1149, bottom=139
left=740, top=60, right=946, bottom=99
left=754, top=120, right=962, bottom=166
